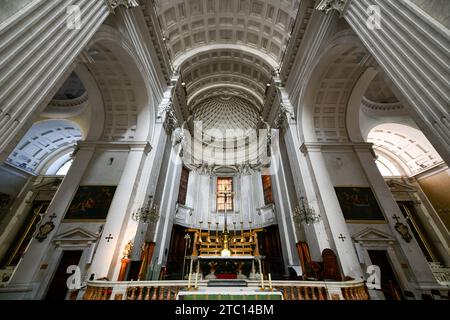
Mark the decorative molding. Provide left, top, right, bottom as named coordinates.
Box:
left=316, top=0, right=349, bottom=15
left=53, top=227, right=99, bottom=246
left=300, top=142, right=374, bottom=154
left=352, top=227, right=396, bottom=244
left=361, top=97, right=406, bottom=117
left=104, top=0, right=139, bottom=13
left=77, top=141, right=152, bottom=154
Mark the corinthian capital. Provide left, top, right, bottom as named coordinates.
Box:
left=104, top=0, right=139, bottom=13
left=316, top=0, right=348, bottom=14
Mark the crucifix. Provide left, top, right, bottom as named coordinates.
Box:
left=338, top=233, right=346, bottom=242
left=216, top=185, right=235, bottom=232
left=105, top=234, right=114, bottom=243
left=392, top=214, right=401, bottom=223
left=216, top=184, right=235, bottom=257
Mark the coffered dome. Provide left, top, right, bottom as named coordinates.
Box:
left=192, top=95, right=260, bottom=139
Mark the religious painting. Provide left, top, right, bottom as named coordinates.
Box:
left=64, top=186, right=117, bottom=220
left=334, top=187, right=386, bottom=221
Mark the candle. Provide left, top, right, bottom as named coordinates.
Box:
left=207, top=222, right=211, bottom=242
left=195, top=272, right=199, bottom=289
left=268, top=273, right=273, bottom=291
left=188, top=273, right=192, bottom=289
left=240, top=187, right=244, bottom=224
left=260, top=273, right=265, bottom=290
left=216, top=222, right=219, bottom=243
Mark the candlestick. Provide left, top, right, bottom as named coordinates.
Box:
left=268, top=273, right=273, bottom=291
left=260, top=272, right=265, bottom=290
left=194, top=272, right=199, bottom=289
left=188, top=273, right=192, bottom=289
left=207, top=221, right=211, bottom=242
left=215, top=222, right=219, bottom=243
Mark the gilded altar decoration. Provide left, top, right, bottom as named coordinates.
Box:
left=123, top=240, right=133, bottom=259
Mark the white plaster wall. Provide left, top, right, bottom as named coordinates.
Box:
left=180, top=171, right=271, bottom=230
left=80, top=151, right=128, bottom=186
left=323, top=151, right=369, bottom=187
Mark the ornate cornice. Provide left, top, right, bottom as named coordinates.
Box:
left=316, top=0, right=349, bottom=14
left=104, top=0, right=139, bottom=13
left=361, top=97, right=406, bottom=117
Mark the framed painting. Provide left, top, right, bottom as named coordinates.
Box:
left=64, top=186, right=117, bottom=220
left=334, top=187, right=386, bottom=222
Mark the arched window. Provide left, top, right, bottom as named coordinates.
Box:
left=55, top=159, right=73, bottom=176
left=375, top=155, right=401, bottom=177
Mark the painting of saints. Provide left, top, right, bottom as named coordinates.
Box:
left=334, top=187, right=385, bottom=221
left=64, top=186, right=117, bottom=220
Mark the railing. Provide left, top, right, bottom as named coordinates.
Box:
left=429, top=262, right=450, bottom=286
left=82, top=279, right=370, bottom=300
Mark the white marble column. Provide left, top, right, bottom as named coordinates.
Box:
left=112, top=124, right=167, bottom=275
left=87, top=142, right=151, bottom=280
left=342, top=0, right=450, bottom=163
left=270, top=131, right=302, bottom=272
left=7, top=144, right=95, bottom=293
left=151, top=144, right=183, bottom=278
left=0, top=0, right=110, bottom=159
left=354, top=144, right=436, bottom=284
left=282, top=119, right=332, bottom=261
left=301, top=143, right=364, bottom=279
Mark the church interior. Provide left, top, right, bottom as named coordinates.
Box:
left=0, top=0, right=449, bottom=301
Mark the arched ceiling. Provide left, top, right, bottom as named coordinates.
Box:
left=155, top=0, right=300, bottom=124
left=42, top=72, right=89, bottom=118
left=364, top=74, right=398, bottom=104
left=181, top=48, right=272, bottom=105
left=368, top=123, right=444, bottom=176
left=155, top=0, right=299, bottom=67
left=88, top=42, right=143, bottom=141
left=6, top=120, right=83, bottom=175
left=312, top=46, right=368, bottom=142
left=52, top=72, right=86, bottom=100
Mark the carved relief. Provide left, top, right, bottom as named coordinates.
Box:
left=316, top=0, right=348, bottom=14
left=104, top=0, right=139, bottom=12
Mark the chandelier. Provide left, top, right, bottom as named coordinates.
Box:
left=132, top=195, right=160, bottom=224
left=293, top=197, right=320, bottom=225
